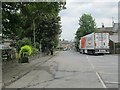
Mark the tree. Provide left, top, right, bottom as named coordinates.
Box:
left=2, top=2, right=66, bottom=53
left=75, top=14, right=97, bottom=51
left=2, top=2, right=23, bottom=40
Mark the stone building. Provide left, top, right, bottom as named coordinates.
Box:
left=58, top=39, right=71, bottom=50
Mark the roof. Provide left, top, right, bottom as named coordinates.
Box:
left=97, top=23, right=120, bottom=33
left=97, top=27, right=113, bottom=33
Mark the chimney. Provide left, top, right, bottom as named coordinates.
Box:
left=102, top=23, right=104, bottom=28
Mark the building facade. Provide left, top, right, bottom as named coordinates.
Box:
left=97, top=23, right=120, bottom=54
left=58, top=39, right=71, bottom=50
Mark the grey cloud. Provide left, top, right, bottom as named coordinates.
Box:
left=59, top=1, right=118, bottom=41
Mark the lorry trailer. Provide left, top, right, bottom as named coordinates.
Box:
left=79, top=32, right=110, bottom=54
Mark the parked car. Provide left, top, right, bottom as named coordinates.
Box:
left=63, top=48, right=68, bottom=51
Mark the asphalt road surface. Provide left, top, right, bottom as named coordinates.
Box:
left=6, top=51, right=118, bottom=88
left=0, top=61, right=2, bottom=89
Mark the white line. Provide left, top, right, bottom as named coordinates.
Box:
left=86, top=55, right=107, bottom=88
left=96, top=72, right=107, bottom=88
left=105, top=81, right=120, bottom=84
left=86, top=56, right=95, bottom=70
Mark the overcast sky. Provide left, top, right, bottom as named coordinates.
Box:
left=59, top=0, right=119, bottom=41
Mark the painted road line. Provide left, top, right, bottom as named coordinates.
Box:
left=96, top=72, right=107, bottom=88
left=105, top=81, right=120, bottom=84
left=86, top=56, right=95, bottom=69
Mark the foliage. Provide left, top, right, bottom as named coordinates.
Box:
left=2, top=2, right=66, bottom=53
left=20, top=45, right=32, bottom=57
left=16, top=38, right=32, bottom=53
left=56, top=46, right=64, bottom=50
left=2, top=2, right=24, bottom=40
left=32, top=47, right=39, bottom=54
left=32, top=42, right=40, bottom=50
left=9, top=42, right=16, bottom=47
left=75, top=14, right=97, bottom=51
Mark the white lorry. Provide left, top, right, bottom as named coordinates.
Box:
left=79, top=32, right=110, bottom=54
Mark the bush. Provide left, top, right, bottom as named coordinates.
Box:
left=32, top=48, right=39, bottom=54
left=32, top=42, right=40, bottom=50
left=56, top=47, right=63, bottom=50
left=20, top=45, right=32, bottom=57
left=16, top=38, right=32, bottom=53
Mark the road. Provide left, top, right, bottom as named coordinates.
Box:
left=6, top=51, right=118, bottom=88
left=0, top=61, right=2, bottom=89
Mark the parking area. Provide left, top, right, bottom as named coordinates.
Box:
left=86, top=54, right=119, bottom=88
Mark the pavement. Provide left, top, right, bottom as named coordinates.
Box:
left=2, top=51, right=59, bottom=88
left=4, top=51, right=119, bottom=88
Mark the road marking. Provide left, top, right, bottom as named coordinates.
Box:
left=86, top=56, right=95, bottom=69
left=86, top=55, right=107, bottom=88
left=105, top=81, right=120, bottom=84
left=96, top=72, right=107, bottom=88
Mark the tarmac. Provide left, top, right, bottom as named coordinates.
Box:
left=2, top=51, right=59, bottom=88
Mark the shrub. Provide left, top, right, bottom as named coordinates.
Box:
left=32, top=42, right=40, bottom=50
left=56, top=47, right=63, bottom=50
left=16, top=38, right=32, bottom=53
left=20, top=45, right=32, bottom=57
left=32, top=48, right=39, bottom=54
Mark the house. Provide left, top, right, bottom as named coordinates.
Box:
left=97, top=23, right=119, bottom=33
left=97, top=23, right=119, bottom=42
left=97, top=27, right=113, bottom=34
left=58, top=39, right=71, bottom=50
left=97, top=23, right=120, bottom=53
left=110, top=23, right=120, bottom=43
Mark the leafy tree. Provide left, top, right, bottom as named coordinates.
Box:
left=2, top=2, right=23, bottom=40
left=2, top=2, right=66, bottom=53
left=75, top=14, right=97, bottom=51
